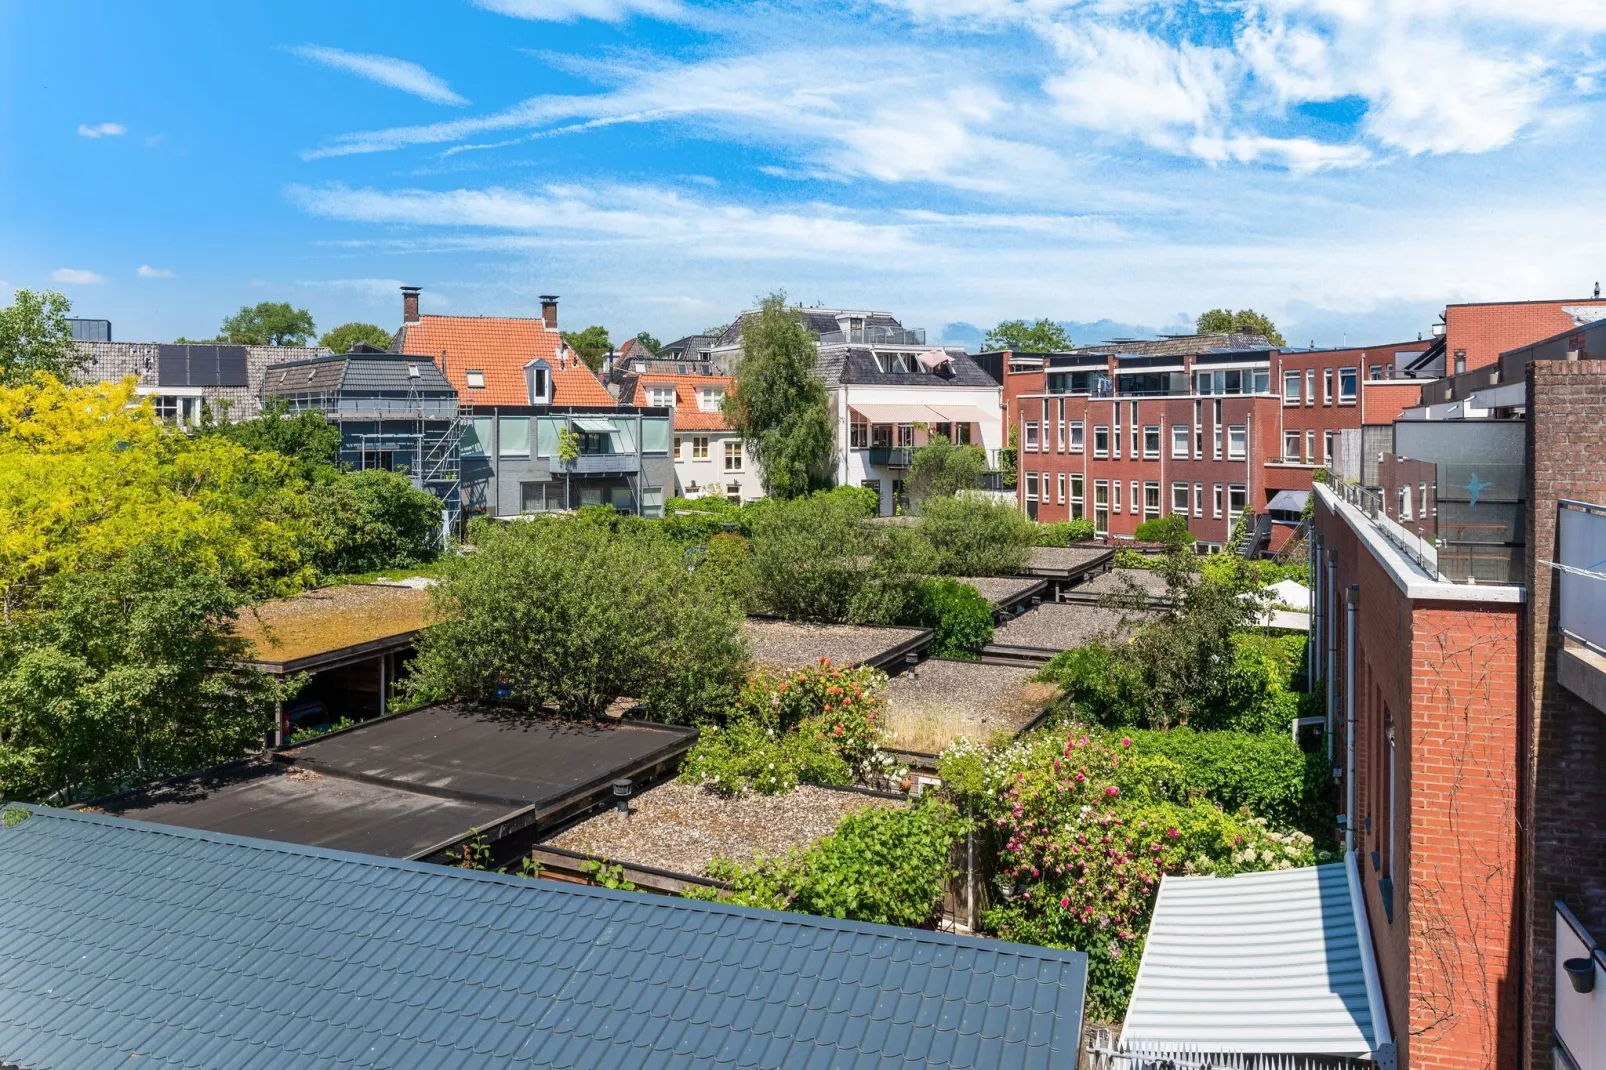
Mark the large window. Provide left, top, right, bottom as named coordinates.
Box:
left=1070, top=474, right=1084, bottom=520
left=1227, top=424, right=1247, bottom=460
left=1171, top=424, right=1189, bottom=458
left=897, top=424, right=915, bottom=448
left=1025, top=472, right=1040, bottom=502
left=1143, top=425, right=1161, bottom=458
left=1194, top=368, right=1270, bottom=395
left=724, top=440, right=743, bottom=471
left=498, top=416, right=531, bottom=457
left=1227, top=483, right=1247, bottom=521
left=520, top=481, right=562, bottom=513
left=1069, top=421, right=1085, bottom=451
left=462, top=416, right=493, bottom=456
left=1283, top=370, right=1301, bottom=404
left=641, top=418, right=670, bottom=454
left=851, top=420, right=868, bottom=448
left=1093, top=480, right=1109, bottom=535
left=697, top=387, right=725, bottom=412
left=692, top=436, right=709, bottom=460
left=641, top=486, right=665, bottom=518
left=1144, top=481, right=1161, bottom=519
left=646, top=385, right=676, bottom=407
left=1023, top=420, right=1041, bottom=452
left=1093, top=425, right=1109, bottom=457
left=1339, top=367, right=1358, bottom=403
left=1047, top=370, right=1110, bottom=395
left=1284, top=430, right=1302, bottom=462
left=1172, top=482, right=1190, bottom=515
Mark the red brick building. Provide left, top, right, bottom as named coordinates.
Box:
left=1001, top=336, right=1432, bottom=546
left=1440, top=297, right=1606, bottom=375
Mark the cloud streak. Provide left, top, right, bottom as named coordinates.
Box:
left=137, top=265, right=174, bottom=278
left=77, top=122, right=125, bottom=138
left=469, top=0, right=684, bottom=23
left=289, top=45, right=469, bottom=106
left=51, top=268, right=106, bottom=284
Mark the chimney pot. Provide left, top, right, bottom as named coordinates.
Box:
left=401, top=285, right=422, bottom=325
left=540, top=295, right=559, bottom=330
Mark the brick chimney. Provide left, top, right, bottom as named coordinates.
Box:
left=401, top=285, right=422, bottom=325
left=540, top=295, right=559, bottom=330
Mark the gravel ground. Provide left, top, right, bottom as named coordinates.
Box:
left=1072, top=568, right=1171, bottom=600
left=544, top=780, right=900, bottom=876
left=881, top=660, right=1057, bottom=753
left=742, top=619, right=927, bottom=670
left=1027, top=546, right=1114, bottom=575
left=990, top=604, right=1150, bottom=652
left=951, top=576, right=1045, bottom=607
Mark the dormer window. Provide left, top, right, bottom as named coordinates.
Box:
left=697, top=387, right=725, bottom=412
left=465, top=370, right=485, bottom=389
left=647, top=385, right=676, bottom=407
left=523, top=359, right=552, bottom=405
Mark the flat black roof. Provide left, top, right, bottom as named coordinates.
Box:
left=88, top=704, right=696, bottom=860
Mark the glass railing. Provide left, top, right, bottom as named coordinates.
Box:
left=1558, top=500, right=1606, bottom=653
left=816, top=326, right=927, bottom=347
left=1335, top=464, right=1524, bottom=585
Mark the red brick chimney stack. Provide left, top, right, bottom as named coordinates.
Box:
left=540, top=295, right=559, bottom=330
left=401, top=285, right=422, bottom=325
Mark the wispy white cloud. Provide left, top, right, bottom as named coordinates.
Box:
left=469, top=0, right=684, bottom=23
left=77, top=122, right=125, bottom=138
left=136, top=265, right=174, bottom=278
left=289, top=45, right=468, bottom=106
left=51, top=268, right=106, bottom=284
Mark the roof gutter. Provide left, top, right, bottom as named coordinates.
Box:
left=1346, top=850, right=1396, bottom=1068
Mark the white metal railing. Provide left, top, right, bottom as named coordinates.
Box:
left=1556, top=500, right=1606, bottom=654
left=816, top=326, right=927, bottom=347
left=1082, top=1030, right=1380, bottom=1070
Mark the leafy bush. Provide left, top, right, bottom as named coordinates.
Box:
left=403, top=519, right=749, bottom=722
left=1132, top=514, right=1194, bottom=547
left=908, top=434, right=987, bottom=506
left=1112, top=548, right=1161, bottom=569
left=911, top=578, right=994, bottom=659
left=695, top=533, right=758, bottom=612
left=678, top=662, right=900, bottom=794
left=308, top=469, right=442, bottom=576
left=694, top=799, right=968, bottom=928
left=750, top=491, right=877, bottom=622
left=915, top=495, right=1035, bottom=576
left=1034, top=519, right=1095, bottom=546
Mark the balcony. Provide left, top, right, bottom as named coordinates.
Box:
left=557, top=453, right=638, bottom=474
left=1557, top=500, right=1606, bottom=713
left=867, top=447, right=912, bottom=468
left=817, top=326, right=926, bottom=347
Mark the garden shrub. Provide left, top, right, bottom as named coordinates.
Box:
left=909, top=578, right=994, bottom=659
left=1132, top=514, right=1194, bottom=548
left=915, top=495, right=1035, bottom=576
left=678, top=662, right=902, bottom=794
left=1112, top=548, right=1161, bottom=570
left=696, top=533, right=758, bottom=612
left=694, top=799, right=968, bottom=928
left=308, top=469, right=443, bottom=576
left=1034, top=519, right=1095, bottom=546
left=750, top=491, right=878, bottom=622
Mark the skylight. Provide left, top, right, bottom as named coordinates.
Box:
left=465, top=370, right=485, bottom=389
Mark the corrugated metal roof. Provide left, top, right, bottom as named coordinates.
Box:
left=0, top=805, right=1087, bottom=1070
left=1121, top=863, right=1378, bottom=1057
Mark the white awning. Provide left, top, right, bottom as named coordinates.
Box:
left=571, top=417, right=618, bottom=433
left=923, top=403, right=994, bottom=426
left=850, top=404, right=945, bottom=424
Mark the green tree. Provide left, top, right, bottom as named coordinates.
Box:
left=220, top=302, right=316, bottom=346
left=915, top=495, right=1035, bottom=576
left=0, top=289, right=81, bottom=386
left=1195, top=308, right=1287, bottom=346
left=560, top=325, right=612, bottom=372
left=907, top=433, right=987, bottom=508
left=319, top=322, right=392, bottom=354
left=723, top=293, right=835, bottom=500
left=983, top=318, right=1072, bottom=352
left=199, top=396, right=341, bottom=480
left=402, top=520, right=749, bottom=722
left=308, top=470, right=443, bottom=576
left=749, top=490, right=880, bottom=623
left=633, top=330, right=661, bottom=354
left=0, top=555, right=287, bottom=802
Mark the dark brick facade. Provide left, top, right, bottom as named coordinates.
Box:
left=1521, top=359, right=1606, bottom=1069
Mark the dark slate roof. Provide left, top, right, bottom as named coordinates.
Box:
left=821, top=348, right=998, bottom=389
left=262, top=352, right=456, bottom=397
left=719, top=310, right=904, bottom=347
left=0, top=804, right=1088, bottom=1070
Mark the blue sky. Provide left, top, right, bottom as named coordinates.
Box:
left=4, top=0, right=1606, bottom=349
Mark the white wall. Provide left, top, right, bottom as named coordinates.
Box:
left=671, top=429, right=763, bottom=502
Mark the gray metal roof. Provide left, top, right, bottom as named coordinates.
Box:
left=0, top=805, right=1088, bottom=1070
left=261, top=353, right=456, bottom=398
left=1120, top=863, right=1381, bottom=1057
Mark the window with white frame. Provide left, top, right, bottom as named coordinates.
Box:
left=1112, top=480, right=1121, bottom=512
left=1024, top=420, right=1041, bottom=451
left=1283, top=370, right=1301, bottom=404
left=724, top=440, right=743, bottom=471
left=1129, top=480, right=1140, bottom=514
left=1324, top=429, right=1334, bottom=464
left=1093, top=480, right=1109, bottom=535
left=1213, top=400, right=1223, bottom=460
left=1070, top=421, right=1084, bottom=451
left=1305, top=429, right=1316, bottom=463
left=692, top=436, right=709, bottom=460
left=1193, top=481, right=1204, bottom=518
left=1227, top=424, right=1246, bottom=460
left=1305, top=369, right=1315, bottom=406
left=1172, top=482, right=1189, bottom=515
left=1093, top=425, right=1109, bottom=457
left=1323, top=368, right=1333, bottom=406
left=1369, top=364, right=1383, bottom=381
left=466, top=369, right=486, bottom=390
left=697, top=386, right=725, bottom=411
left=1227, top=484, right=1247, bottom=522
left=1144, top=481, right=1161, bottom=518
left=1130, top=402, right=1140, bottom=457
left=850, top=420, right=868, bottom=448
left=1193, top=400, right=1203, bottom=457
left=1339, top=367, right=1358, bottom=403
left=1057, top=472, right=1066, bottom=505
left=1284, top=430, right=1301, bottom=462
left=1213, top=483, right=1224, bottom=518
left=1398, top=484, right=1412, bottom=521
left=646, top=385, right=676, bottom=407
left=1172, top=424, right=1189, bottom=458
left=1057, top=400, right=1066, bottom=451
left=1112, top=409, right=1121, bottom=459
left=1143, top=425, right=1161, bottom=458
left=1026, top=472, right=1040, bottom=502
left=1070, top=474, right=1084, bottom=520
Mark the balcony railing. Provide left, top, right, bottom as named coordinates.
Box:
left=1557, top=500, right=1606, bottom=654
left=867, top=447, right=912, bottom=468
left=1335, top=470, right=1524, bottom=585
left=817, top=326, right=926, bottom=347
left=557, top=454, right=638, bottom=474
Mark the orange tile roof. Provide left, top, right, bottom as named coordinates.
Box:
left=398, top=315, right=615, bottom=407
left=624, top=372, right=734, bottom=431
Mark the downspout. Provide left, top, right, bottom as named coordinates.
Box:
left=1327, top=548, right=1339, bottom=764
left=1345, top=583, right=1358, bottom=854
left=1346, top=850, right=1395, bottom=1067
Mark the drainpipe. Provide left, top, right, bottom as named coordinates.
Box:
left=1326, top=548, right=1338, bottom=763
left=1344, top=583, right=1358, bottom=854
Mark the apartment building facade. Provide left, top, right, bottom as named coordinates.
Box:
left=75, top=340, right=326, bottom=424
left=1002, top=336, right=1435, bottom=546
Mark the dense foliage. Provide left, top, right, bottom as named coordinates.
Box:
left=1035, top=518, right=1095, bottom=545
left=307, top=470, right=444, bottom=576
left=0, top=555, right=285, bottom=801
left=911, top=578, right=994, bottom=659
left=915, top=495, right=1035, bottom=576
left=722, top=293, right=835, bottom=499
left=747, top=488, right=895, bottom=622
left=907, top=434, right=987, bottom=507
left=559, top=325, right=612, bottom=372
left=1195, top=308, right=1286, bottom=346
left=318, top=322, right=392, bottom=354
left=1132, top=514, right=1193, bottom=547
left=984, top=318, right=1072, bottom=351
left=199, top=397, right=341, bottom=480
left=693, top=799, right=968, bottom=929
left=402, top=519, right=749, bottom=721
left=679, top=662, right=899, bottom=794
left=219, top=301, right=317, bottom=347
left=0, top=289, right=81, bottom=386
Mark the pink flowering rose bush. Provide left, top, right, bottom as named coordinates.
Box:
left=941, top=728, right=1316, bottom=1019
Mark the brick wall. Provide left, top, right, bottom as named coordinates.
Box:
left=1521, top=359, right=1606, bottom=1069
left=1445, top=301, right=1606, bottom=374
